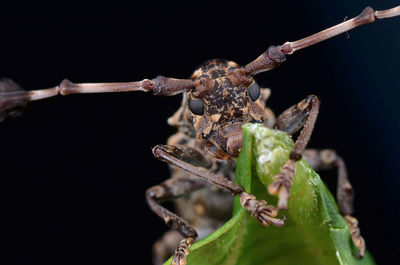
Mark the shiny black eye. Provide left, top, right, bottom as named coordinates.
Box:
left=188, top=97, right=204, bottom=115
left=248, top=82, right=260, bottom=101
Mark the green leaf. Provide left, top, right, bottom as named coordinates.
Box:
left=164, top=124, right=375, bottom=265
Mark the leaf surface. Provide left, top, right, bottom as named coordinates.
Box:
left=164, top=124, right=375, bottom=265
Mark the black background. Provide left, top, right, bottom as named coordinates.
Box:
left=1, top=1, right=399, bottom=264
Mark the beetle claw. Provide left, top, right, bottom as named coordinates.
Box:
left=240, top=192, right=285, bottom=227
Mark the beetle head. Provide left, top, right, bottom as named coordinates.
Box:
left=187, top=59, right=268, bottom=158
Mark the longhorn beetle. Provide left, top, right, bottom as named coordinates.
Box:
left=1, top=5, right=399, bottom=265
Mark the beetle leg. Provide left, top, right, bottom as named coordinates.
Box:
left=153, top=186, right=235, bottom=265
left=303, top=149, right=365, bottom=258
left=150, top=144, right=284, bottom=264
left=147, top=144, right=229, bottom=265
left=270, top=95, right=320, bottom=210
left=146, top=175, right=206, bottom=265
left=154, top=145, right=284, bottom=219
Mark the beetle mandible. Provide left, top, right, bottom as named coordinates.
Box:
left=1, top=5, right=399, bottom=265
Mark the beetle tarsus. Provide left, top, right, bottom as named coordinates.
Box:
left=172, top=237, right=194, bottom=265
left=345, top=215, right=366, bottom=258
left=268, top=159, right=296, bottom=210
left=240, top=192, right=285, bottom=227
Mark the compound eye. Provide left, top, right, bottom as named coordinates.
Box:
left=248, top=82, right=260, bottom=101
left=188, top=97, right=204, bottom=115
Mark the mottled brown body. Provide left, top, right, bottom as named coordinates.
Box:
left=151, top=59, right=278, bottom=264
left=165, top=59, right=272, bottom=231
left=1, top=5, right=393, bottom=265
left=148, top=52, right=366, bottom=262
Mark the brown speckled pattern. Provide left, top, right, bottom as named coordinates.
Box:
left=186, top=59, right=268, bottom=155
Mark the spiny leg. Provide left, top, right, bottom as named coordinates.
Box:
left=150, top=144, right=284, bottom=264
left=303, top=149, right=365, bottom=258
left=153, top=144, right=285, bottom=226
left=270, top=95, right=320, bottom=210
left=146, top=176, right=205, bottom=265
